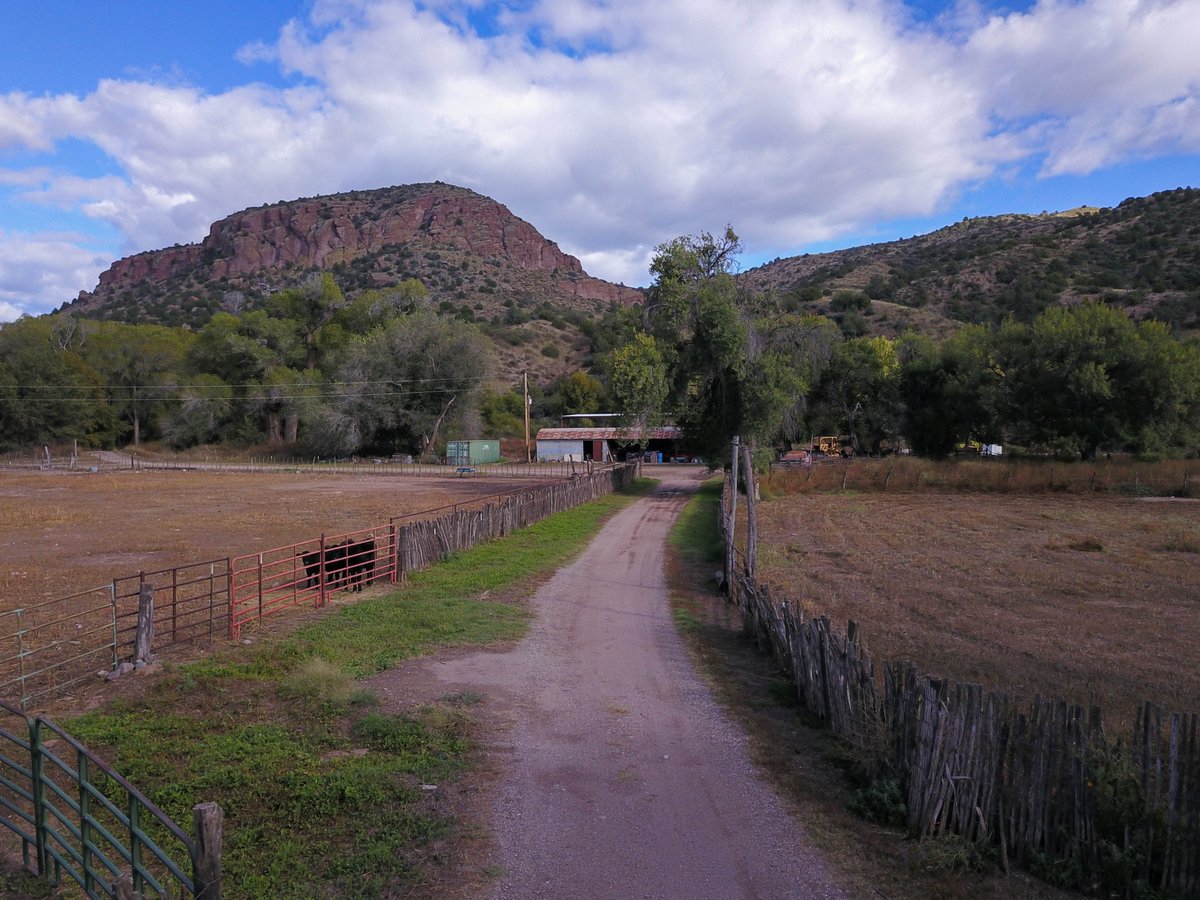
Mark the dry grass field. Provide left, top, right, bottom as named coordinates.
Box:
left=0, top=468, right=531, bottom=609
left=751, top=487, right=1200, bottom=728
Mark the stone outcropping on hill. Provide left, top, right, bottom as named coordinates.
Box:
left=69, top=183, right=641, bottom=326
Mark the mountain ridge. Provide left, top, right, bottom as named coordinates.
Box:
left=737, top=187, right=1200, bottom=336
left=62, top=183, right=1200, bottom=344
left=67, top=182, right=642, bottom=328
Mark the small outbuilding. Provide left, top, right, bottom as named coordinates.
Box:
left=446, top=440, right=501, bottom=466
left=534, top=426, right=684, bottom=463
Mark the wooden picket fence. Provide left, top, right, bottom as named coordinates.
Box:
left=394, top=464, right=638, bottom=576
left=722, top=486, right=1199, bottom=896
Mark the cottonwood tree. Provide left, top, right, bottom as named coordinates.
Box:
left=808, top=336, right=901, bottom=455
left=82, top=322, right=191, bottom=446
left=0, top=316, right=116, bottom=449
left=319, top=312, right=492, bottom=457
left=997, top=301, right=1200, bottom=459
left=162, top=375, right=233, bottom=448
left=627, top=226, right=834, bottom=463
left=247, top=366, right=322, bottom=445
left=898, top=327, right=1003, bottom=458
left=637, top=227, right=749, bottom=461
left=610, top=333, right=670, bottom=435
left=334, top=280, right=430, bottom=333
left=558, top=370, right=607, bottom=417
left=268, top=272, right=348, bottom=370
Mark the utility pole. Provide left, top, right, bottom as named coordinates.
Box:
left=524, top=372, right=532, bottom=463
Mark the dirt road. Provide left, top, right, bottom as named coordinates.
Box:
left=373, top=468, right=844, bottom=899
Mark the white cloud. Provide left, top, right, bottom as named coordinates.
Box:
left=0, top=0, right=1197, bottom=314
left=963, top=0, right=1200, bottom=175
left=0, top=230, right=115, bottom=320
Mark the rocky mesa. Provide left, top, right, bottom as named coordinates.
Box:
left=69, top=182, right=641, bottom=326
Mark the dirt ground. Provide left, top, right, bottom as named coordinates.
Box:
left=752, top=491, right=1200, bottom=727
left=0, top=468, right=534, bottom=609
left=371, top=468, right=847, bottom=899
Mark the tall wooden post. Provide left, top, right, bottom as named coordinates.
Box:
left=726, top=435, right=740, bottom=597
left=135, top=581, right=155, bottom=667
left=317, top=535, right=326, bottom=608
left=192, top=802, right=223, bottom=900
left=524, top=372, right=532, bottom=464
left=741, top=442, right=757, bottom=579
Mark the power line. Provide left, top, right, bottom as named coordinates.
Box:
left=7, top=386, right=479, bottom=404
left=2, top=375, right=488, bottom=391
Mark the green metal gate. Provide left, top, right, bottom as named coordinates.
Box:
left=0, top=698, right=220, bottom=898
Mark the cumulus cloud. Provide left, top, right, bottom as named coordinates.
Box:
left=0, top=230, right=115, bottom=320
left=963, top=0, right=1200, bottom=174
left=0, top=0, right=1197, bottom=315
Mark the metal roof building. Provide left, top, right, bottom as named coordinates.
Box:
left=534, top=426, right=684, bottom=463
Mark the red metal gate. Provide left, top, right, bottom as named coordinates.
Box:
left=230, top=525, right=396, bottom=639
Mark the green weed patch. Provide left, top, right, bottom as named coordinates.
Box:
left=668, top=478, right=723, bottom=564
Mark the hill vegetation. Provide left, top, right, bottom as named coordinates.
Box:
left=2, top=184, right=1198, bottom=460
left=67, top=182, right=640, bottom=329
left=741, top=187, right=1200, bottom=338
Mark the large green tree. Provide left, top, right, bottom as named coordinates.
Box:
left=898, top=327, right=1003, bottom=457
left=998, top=302, right=1200, bottom=459
left=620, top=227, right=840, bottom=462
left=315, top=312, right=493, bottom=457
left=809, top=336, right=901, bottom=455
left=558, top=370, right=607, bottom=417
left=0, top=316, right=117, bottom=449
left=82, top=322, right=191, bottom=446
left=637, top=228, right=751, bottom=461
left=609, top=334, right=670, bottom=433
left=267, top=273, right=348, bottom=371
left=161, top=375, right=234, bottom=449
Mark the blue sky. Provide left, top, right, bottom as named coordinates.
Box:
left=2, top=0, right=1198, bottom=320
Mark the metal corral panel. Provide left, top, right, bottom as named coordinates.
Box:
left=447, top=440, right=502, bottom=465
left=537, top=440, right=585, bottom=462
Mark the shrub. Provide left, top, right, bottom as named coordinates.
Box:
left=848, top=772, right=907, bottom=828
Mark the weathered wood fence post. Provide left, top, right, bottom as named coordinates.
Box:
left=192, top=801, right=223, bottom=899
left=726, top=436, right=740, bottom=595
left=741, top=442, right=757, bottom=579
left=134, top=581, right=155, bottom=667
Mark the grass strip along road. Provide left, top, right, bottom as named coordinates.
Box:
left=40, top=482, right=651, bottom=898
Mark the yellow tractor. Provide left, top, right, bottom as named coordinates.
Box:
left=813, top=435, right=854, bottom=458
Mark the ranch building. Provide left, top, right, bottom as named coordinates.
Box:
left=534, top=426, right=684, bottom=463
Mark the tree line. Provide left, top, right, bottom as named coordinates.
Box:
left=603, top=228, right=1200, bottom=463
left=3, top=234, right=1199, bottom=462
left=0, top=275, right=491, bottom=457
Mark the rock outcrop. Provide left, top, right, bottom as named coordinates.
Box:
left=70, top=182, right=641, bottom=324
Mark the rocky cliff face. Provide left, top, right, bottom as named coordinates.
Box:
left=71, top=183, right=640, bottom=325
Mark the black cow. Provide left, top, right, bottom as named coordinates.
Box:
left=300, top=548, right=323, bottom=588
left=298, top=538, right=374, bottom=592
left=342, top=537, right=376, bottom=592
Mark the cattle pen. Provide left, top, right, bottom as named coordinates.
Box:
left=0, top=462, right=638, bottom=710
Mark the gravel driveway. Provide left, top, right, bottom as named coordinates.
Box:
left=373, top=468, right=845, bottom=899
